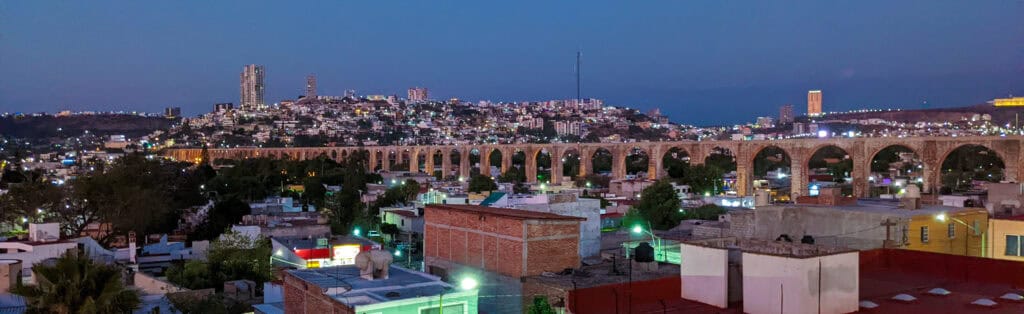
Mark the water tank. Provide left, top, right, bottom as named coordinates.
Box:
left=633, top=242, right=655, bottom=263
left=754, top=189, right=770, bottom=206
left=801, top=235, right=815, bottom=245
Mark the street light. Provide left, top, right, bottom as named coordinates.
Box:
left=439, top=276, right=478, bottom=314
left=935, top=213, right=986, bottom=257
left=353, top=227, right=361, bottom=237
left=631, top=223, right=663, bottom=261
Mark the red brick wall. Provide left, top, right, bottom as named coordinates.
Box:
left=425, top=207, right=527, bottom=277
left=282, top=273, right=353, bottom=314
left=425, top=207, right=582, bottom=278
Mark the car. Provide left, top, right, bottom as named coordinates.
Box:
left=367, top=230, right=381, bottom=237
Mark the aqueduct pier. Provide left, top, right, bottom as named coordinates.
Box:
left=163, top=136, right=1023, bottom=200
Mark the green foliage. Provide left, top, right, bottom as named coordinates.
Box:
left=574, top=173, right=610, bottom=189
left=190, top=198, right=250, bottom=241
left=380, top=223, right=401, bottom=239
left=467, top=175, right=498, bottom=193
left=166, top=260, right=212, bottom=290
left=752, top=146, right=790, bottom=177
left=677, top=164, right=725, bottom=195
left=681, top=204, right=727, bottom=220
left=208, top=232, right=274, bottom=289
left=498, top=169, right=525, bottom=183
left=14, top=251, right=141, bottom=314
left=632, top=180, right=681, bottom=230
left=527, top=296, right=557, bottom=314
left=704, top=148, right=737, bottom=172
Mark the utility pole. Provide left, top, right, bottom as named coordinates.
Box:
left=881, top=219, right=899, bottom=248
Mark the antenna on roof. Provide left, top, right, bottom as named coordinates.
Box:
left=576, top=50, right=582, bottom=103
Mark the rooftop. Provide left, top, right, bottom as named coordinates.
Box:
left=770, top=198, right=987, bottom=218
left=427, top=204, right=585, bottom=221
left=684, top=237, right=856, bottom=258
left=287, top=265, right=452, bottom=307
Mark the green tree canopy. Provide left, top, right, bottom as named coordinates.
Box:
left=467, top=175, right=498, bottom=193
left=14, top=252, right=141, bottom=313
left=632, top=179, right=681, bottom=230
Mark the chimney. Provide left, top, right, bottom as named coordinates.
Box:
left=901, top=185, right=922, bottom=210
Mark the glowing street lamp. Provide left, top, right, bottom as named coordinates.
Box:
left=459, top=277, right=478, bottom=290
left=934, top=213, right=986, bottom=257
left=353, top=227, right=361, bottom=237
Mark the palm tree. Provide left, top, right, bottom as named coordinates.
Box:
left=13, top=252, right=140, bottom=314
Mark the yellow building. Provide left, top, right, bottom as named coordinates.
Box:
left=994, top=97, right=1024, bottom=107
left=987, top=216, right=1024, bottom=261
left=904, top=208, right=989, bottom=257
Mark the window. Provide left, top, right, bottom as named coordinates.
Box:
left=921, top=226, right=929, bottom=243
left=948, top=223, right=956, bottom=239
left=973, top=220, right=981, bottom=236
left=1007, top=235, right=1021, bottom=256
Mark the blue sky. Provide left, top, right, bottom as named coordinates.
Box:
left=1, top=1, right=1022, bottom=125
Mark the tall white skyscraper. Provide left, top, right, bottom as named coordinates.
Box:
left=240, top=64, right=265, bottom=110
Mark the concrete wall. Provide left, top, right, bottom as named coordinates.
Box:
left=516, top=197, right=601, bottom=258
left=679, top=244, right=729, bottom=308
left=742, top=252, right=858, bottom=314
left=987, top=218, right=1024, bottom=261
left=750, top=206, right=898, bottom=250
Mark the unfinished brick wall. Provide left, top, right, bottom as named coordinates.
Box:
left=282, top=273, right=353, bottom=314
left=425, top=206, right=581, bottom=278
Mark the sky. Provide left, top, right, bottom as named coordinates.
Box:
left=1, top=1, right=1022, bottom=125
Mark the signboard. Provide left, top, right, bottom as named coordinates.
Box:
left=333, top=244, right=361, bottom=265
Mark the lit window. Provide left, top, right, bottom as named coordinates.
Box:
left=948, top=223, right=955, bottom=239
left=921, top=226, right=929, bottom=243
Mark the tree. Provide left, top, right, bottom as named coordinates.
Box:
left=527, top=296, right=557, bottom=314
left=14, top=252, right=141, bottom=313
left=632, top=180, right=681, bottom=230
left=189, top=198, right=250, bottom=241
left=166, top=260, right=213, bottom=290
left=206, top=232, right=274, bottom=291
left=467, top=175, right=497, bottom=193
left=681, top=204, right=727, bottom=220
left=678, top=164, right=724, bottom=195
left=380, top=223, right=401, bottom=242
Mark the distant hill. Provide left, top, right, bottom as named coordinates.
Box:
left=0, top=114, right=174, bottom=139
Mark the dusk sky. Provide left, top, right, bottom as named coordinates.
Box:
left=2, top=1, right=1022, bottom=125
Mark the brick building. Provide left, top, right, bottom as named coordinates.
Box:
left=424, top=204, right=584, bottom=279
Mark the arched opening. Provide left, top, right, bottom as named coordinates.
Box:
left=940, top=145, right=1005, bottom=195
left=394, top=149, right=410, bottom=172
left=372, top=150, right=384, bottom=172
left=535, top=149, right=552, bottom=184
left=704, top=147, right=737, bottom=195
left=497, top=150, right=527, bottom=184
left=449, top=149, right=461, bottom=180
left=807, top=145, right=853, bottom=196
left=561, top=148, right=582, bottom=181
left=431, top=150, right=444, bottom=179
left=386, top=150, right=397, bottom=171
left=469, top=148, right=482, bottom=177
left=662, top=147, right=690, bottom=180
left=487, top=149, right=503, bottom=178
left=330, top=150, right=338, bottom=160
left=416, top=151, right=427, bottom=174
left=752, top=145, right=792, bottom=202
left=869, top=145, right=924, bottom=197
left=625, top=147, right=650, bottom=179
left=591, top=148, right=613, bottom=176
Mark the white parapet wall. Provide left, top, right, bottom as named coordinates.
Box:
left=742, top=251, right=859, bottom=314
left=680, top=243, right=729, bottom=308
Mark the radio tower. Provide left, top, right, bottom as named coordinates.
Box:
left=576, top=50, right=582, bottom=106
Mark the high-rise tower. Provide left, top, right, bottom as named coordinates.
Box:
left=306, top=74, right=317, bottom=99
left=240, top=64, right=265, bottom=110
left=779, top=104, right=794, bottom=124
left=807, top=90, right=822, bottom=117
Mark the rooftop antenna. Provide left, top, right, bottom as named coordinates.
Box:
left=576, top=50, right=582, bottom=104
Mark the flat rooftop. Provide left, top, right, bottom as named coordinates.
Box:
left=685, top=237, right=856, bottom=258
left=765, top=198, right=986, bottom=218
left=287, top=265, right=452, bottom=307
left=427, top=204, right=585, bottom=221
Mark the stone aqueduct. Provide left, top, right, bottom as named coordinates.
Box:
left=163, top=136, right=1023, bottom=200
